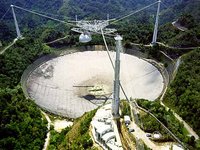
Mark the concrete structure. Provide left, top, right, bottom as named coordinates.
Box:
left=91, top=104, right=123, bottom=150
left=11, top=5, right=22, bottom=39
left=112, top=35, right=123, bottom=118
left=152, top=0, right=161, bottom=44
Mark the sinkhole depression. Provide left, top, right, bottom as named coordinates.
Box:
left=24, top=51, right=164, bottom=118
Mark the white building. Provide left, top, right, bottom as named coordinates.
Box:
left=124, top=115, right=131, bottom=125
left=91, top=104, right=123, bottom=150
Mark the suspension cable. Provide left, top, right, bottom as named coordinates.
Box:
left=101, top=28, right=115, bottom=68
left=27, top=8, right=71, bottom=20
left=0, top=7, right=11, bottom=21
left=12, top=5, right=75, bottom=27
left=111, top=1, right=159, bottom=24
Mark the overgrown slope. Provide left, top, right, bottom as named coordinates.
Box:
left=0, top=86, right=47, bottom=150
left=0, top=38, right=51, bottom=149
left=138, top=99, right=200, bottom=149
left=158, top=14, right=200, bottom=47
left=58, top=109, right=97, bottom=150
left=163, top=48, right=200, bottom=136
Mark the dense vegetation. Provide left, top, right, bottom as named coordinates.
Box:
left=60, top=0, right=197, bottom=22
left=57, top=109, right=97, bottom=149
left=137, top=99, right=200, bottom=149
left=0, top=0, right=62, bottom=17
left=163, top=49, right=200, bottom=137
left=1, top=0, right=200, bottom=48
left=0, top=38, right=51, bottom=149
left=48, top=126, right=71, bottom=150
left=0, top=86, right=47, bottom=150
left=120, top=100, right=131, bottom=117
left=60, top=0, right=157, bottom=19
left=0, top=38, right=51, bottom=87
left=2, top=0, right=195, bottom=23
left=158, top=14, right=200, bottom=47
left=139, top=107, right=175, bottom=142
left=0, top=0, right=64, bottom=44
left=161, top=0, right=200, bottom=24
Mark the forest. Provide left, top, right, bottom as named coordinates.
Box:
left=1, top=0, right=200, bottom=47
left=0, top=38, right=51, bottom=149
left=163, top=49, right=200, bottom=137
left=0, top=87, right=47, bottom=150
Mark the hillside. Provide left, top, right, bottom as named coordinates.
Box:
left=59, top=0, right=156, bottom=19
left=0, top=0, right=63, bottom=43
left=0, top=87, right=47, bottom=150
left=0, top=0, right=62, bottom=16
left=158, top=14, right=200, bottom=47
left=0, top=38, right=51, bottom=150
left=1, top=0, right=199, bottom=22
left=163, top=49, right=200, bottom=136
left=161, top=0, right=200, bottom=23
left=48, top=109, right=97, bottom=149
left=1, top=0, right=199, bottom=46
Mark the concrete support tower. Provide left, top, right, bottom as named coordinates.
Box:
left=152, top=0, right=161, bottom=44
left=112, top=35, right=123, bottom=118
left=11, top=5, right=22, bottom=39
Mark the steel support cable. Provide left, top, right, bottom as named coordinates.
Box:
left=12, top=5, right=75, bottom=27
left=29, top=9, right=68, bottom=19
left=101, top=28, right=129, bottom=102
left=26, top=8, right=71, bottom=20
left=138, top=106, right=188, bottom=149
left=102, top=31, right=185, bottom=148
left=111, top=1, right=159, bottom=24
left=12, top=5, right=116, bottom=37
left=0, top=7, right=11, bottom=21
left=101, top=28, right=115, bottom=68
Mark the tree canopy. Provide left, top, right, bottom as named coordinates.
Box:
left=164, top=48, right=200, bottom=137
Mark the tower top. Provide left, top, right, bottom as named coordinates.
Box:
left=114, top=35, right=123, bottom=41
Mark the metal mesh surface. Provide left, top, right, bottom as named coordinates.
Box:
left=22, top=51, right=165, bottom=118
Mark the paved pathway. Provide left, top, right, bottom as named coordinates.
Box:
left=172, top=20, right=187, bottom=32
left=45, top=35, right=69, bottom=45
left=41, top=111, right=51, bottom=150
left=0, top=38, right=17, bottom=55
